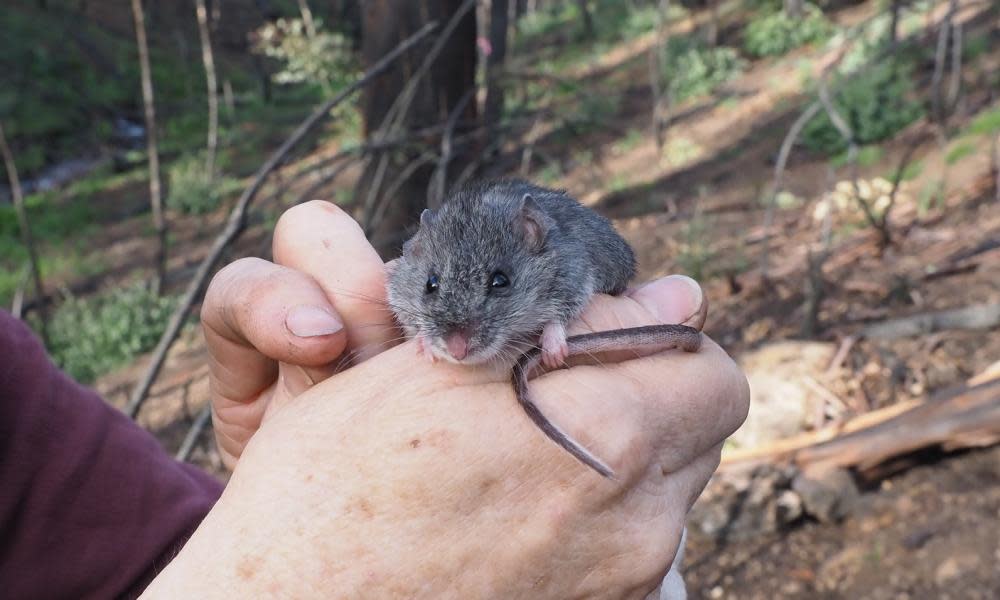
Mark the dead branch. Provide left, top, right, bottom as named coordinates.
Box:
left=945, top=20, right=963, bottom=117
left=796, top=379, right=1000, bottom=473
left=649, top=0, right=672, bottom=152
left=758, top=101, right=821, bottom=277
left=0, top=121, right=48, bottom=343
left=176, top=403, right=212, bottom=462
left=125, top=22, right=439, bottom=419
left=721, top=377, right=1000, bottom=475
left=861, top=303, right=1000, bottom=340
left=428, top=88, right=475, bottom=209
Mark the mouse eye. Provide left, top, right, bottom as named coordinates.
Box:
left=490, top=271, right=510, bottom=289
left=425, top=274, right=439, bottom=294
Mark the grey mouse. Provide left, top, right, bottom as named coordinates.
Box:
left=387, top=179, right=701, bottom=478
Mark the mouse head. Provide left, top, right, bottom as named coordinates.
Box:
left=387, top=184, right=562, bottom=365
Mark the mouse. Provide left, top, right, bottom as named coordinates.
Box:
left=386, top=179, right=702, bottom=478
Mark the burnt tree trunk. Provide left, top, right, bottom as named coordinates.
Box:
left=356, top=0, right=477, bottom=258
left=484, top=0, right=510, bottom=140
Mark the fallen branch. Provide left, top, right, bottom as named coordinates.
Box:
left=125, top=22, right=439, bottom=419
left=796, top=379, right=1000, bottom=472
left=176, top=403, right=212, bottom=462
left=721, top=376, right=1000, bottom=473
left=861, top=302, right=1000, bottom=340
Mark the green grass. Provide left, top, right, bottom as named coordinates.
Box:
left=832, top=145, right=884, bottom=168
left=963, top=106, right=1000, bottom=137
left=613, top=129, right=645, bottom=154
left=945, top=141, right=977, bottom=165
left=884, top=160, right=923, bottom=182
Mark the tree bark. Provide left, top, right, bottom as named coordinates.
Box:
left=576, top=0, right=594, bottom=38
left=130, top=0, right=168, bottom=294
left=194, top=0, right=219, bottom=178
left=0, top=122, right=48, bottom=344
left=356, top=0, right=478, bottom=258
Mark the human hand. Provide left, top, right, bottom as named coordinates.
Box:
left=201, top=201, right=398, bottom=468
left=151, top=200, right=748, bottom=597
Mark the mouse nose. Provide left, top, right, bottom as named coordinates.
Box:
left=444, top=329, right=471, bottom=360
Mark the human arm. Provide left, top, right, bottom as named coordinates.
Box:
left=0, top=311, right=222, bottom=599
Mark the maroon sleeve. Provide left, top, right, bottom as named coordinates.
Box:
left=0, top=310, right=223, bottom=599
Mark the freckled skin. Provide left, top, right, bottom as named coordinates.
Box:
left=386, top=179, right=636, bottom=365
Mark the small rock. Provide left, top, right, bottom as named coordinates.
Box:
left=934, top=554, right=980, bottom=586
left=793, top=466, right=860, bottom=523
left=709, top=586, right=724, bottom=599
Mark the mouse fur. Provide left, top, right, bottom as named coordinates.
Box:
left=387, top=179, right=636, bottom=365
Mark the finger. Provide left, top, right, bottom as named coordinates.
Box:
left=530, top=278, right=748, bottom=479
left=629, top=274, right=707, bottom=330
left=202, top=257, right=348, bottom=408
left=564, top=274, right=706, bottom=366
left=273, top=200, right=399, bottom=364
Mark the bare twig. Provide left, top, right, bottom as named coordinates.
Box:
left=885, top=141, right=921, bottom=222
left=130, top=0, right=167, bottom=294
left=649, top=0, right=672, bottom=152
left=816, top=71, right=893, bottom=247
left=428, top=89, right=475, bottom=209
left=0, top=121, right=48, bottom=343
left=10, top=269, right=27, bottom=320
left=362, top=0, right=477, bottom=235
left=125, top=22, right=438, bottom=419
left=945, top=21, right=963, bottom=119
left=758, top=101, right=821, bottom=277
left=176, top=403, right=213, bottom=462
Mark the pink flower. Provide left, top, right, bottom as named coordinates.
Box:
left=477, top=36, right=493, bottom=57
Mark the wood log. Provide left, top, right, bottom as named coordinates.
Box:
left=721, top=366, right=1000, bottom=473
left=795, top=378, right=1000, bottom=472
left=861, top=303, right=1000, bottom=340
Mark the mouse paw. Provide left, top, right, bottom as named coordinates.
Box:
left=416, top=336, right=438, bottom=364
left=540, top=322, right=569, bottom=369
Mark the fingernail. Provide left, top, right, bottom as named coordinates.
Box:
left=286, top=305, right=343, bottom=338
left=637, top=275, right=703, bottom=324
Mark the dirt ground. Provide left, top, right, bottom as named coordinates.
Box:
left=68, top=1, right=1000, bottom=597
left=685, top=445, right=1000, bottom=599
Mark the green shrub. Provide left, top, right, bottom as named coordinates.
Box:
left=802, top=61, right=923, bottom=155
left=45, top=281, right=177, bottom=383
left=662, top=39, right=746, bottom=103
left=166, top=154, right=239, bottom=215
left=744, top=4, right=833, bottom=58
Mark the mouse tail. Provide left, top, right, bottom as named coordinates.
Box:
left=512, top=353, right=616, bottom=479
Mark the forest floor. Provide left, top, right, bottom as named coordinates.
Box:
left=16, top=0, right=998, bottom=597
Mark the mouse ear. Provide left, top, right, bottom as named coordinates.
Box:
left=419, top=208, right=436, bottom=228
left=515, top=193, right=550, bottom=252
